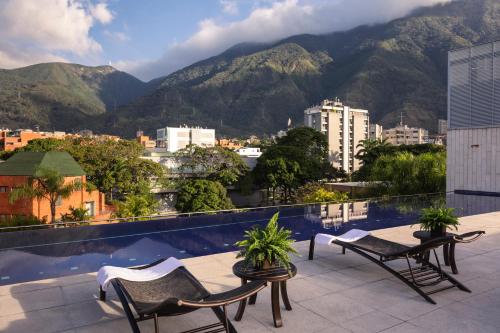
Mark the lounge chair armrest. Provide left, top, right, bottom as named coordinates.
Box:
left=177, top=280, right=267, bottom=308
left=454, top=231, right=485, bottom=243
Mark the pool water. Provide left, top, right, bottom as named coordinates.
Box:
left=0, top=193, right=497, bottom=285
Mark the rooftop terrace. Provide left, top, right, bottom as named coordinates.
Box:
left=0, top=211, right=499, bottom=333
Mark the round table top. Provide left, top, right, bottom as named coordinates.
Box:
left=232, top=260, right=297, bottom=282
left=413, top=230, right=456, bottom=240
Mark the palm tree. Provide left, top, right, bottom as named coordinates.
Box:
left=356, top=138, right=391, bottom=166
left=9, top=166, right=83, bottom=223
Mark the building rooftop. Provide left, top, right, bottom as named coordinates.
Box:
left=0, top=152, right=85, bottom=176
left=0, top=212, right=499, bottom=333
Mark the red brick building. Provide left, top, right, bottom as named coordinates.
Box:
left=0, top=152, right=112, bottom=222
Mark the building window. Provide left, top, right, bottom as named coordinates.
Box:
left=0, top=186, right=8, bottom=193
left=56, top=196, right=62, bottom=206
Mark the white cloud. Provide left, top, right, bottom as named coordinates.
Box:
left=125, top=0, right=451, bottom=81
left=90, top=2, right=114, bottom=25
left=104, top=30, right=130, bottom=42
left=0, top=0, right=114, bottom=69
left=220, top=0, right=239, bottom=15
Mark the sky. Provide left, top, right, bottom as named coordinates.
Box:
left=0, top=0, right=452, bottom=81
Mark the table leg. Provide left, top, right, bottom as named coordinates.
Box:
left=449, top=242, right=458, bottom=274
left=280, top=281, right=292, bottom=311
left=271, top=282, right=282, bottom=328
left=443, top=243, right=450, bottom=266
left=249, top=293, right=257, bottom=305
left=234, top=278, right=247, bottom=321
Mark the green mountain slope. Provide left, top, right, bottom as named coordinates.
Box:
left=102, top=0, right=500, bottom=137
left=0, top=63, right=155, bottom=131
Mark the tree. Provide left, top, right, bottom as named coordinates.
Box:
left=19, top=138, right=167, bottom=201
left=176, top=180, right=234, bottom=213
left=253, top=127, right=335, bottom=202
left=262, top=158, right=301, bottom=203
left=9, top=167, right=83, bottom=223
left=355, top=139, right=392, bottom=166
left=369, top=152, right=446, bottom=195
left=295, top=182, right=349, bottom=204
left=175, top=145, right=248, bottom=186
left=114, top=194, right=159, bottom=219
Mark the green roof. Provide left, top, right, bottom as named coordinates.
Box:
left=0, top=152, right=85, bottom=176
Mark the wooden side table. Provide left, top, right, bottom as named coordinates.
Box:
left=232, top=261, right=297, bottom=328
left=413, top=231, right=458, bottom=274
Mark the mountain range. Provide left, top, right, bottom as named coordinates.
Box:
left=1, top=0, right=499, bottom=137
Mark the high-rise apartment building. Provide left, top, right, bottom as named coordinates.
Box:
left=447, top=41, right=500, bottom=194
left=369, top=124, right=383, bottom=140
left=438, top=119, right=448, bottom=135
left=156, top=126, right=215, bottom=152
left=383, top=124, right=428, bottom=145
left=304, top=99, right=369, bottom=173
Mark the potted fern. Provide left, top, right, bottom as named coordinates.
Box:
left=419, top=206, right=459, bottom=238
left=235, top=212, right=297, bottom=270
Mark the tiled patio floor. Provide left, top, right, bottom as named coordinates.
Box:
left=1, top=211, right=500, bottom=333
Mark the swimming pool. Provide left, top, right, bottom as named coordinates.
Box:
left=0, top=193, right=498, bottom=285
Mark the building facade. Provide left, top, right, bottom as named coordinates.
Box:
left=0, top=152, right=111, bottom=222
left=304, top=99, right=369, bottom=173
left=156, top=127, right=215, bottom=152
left=236, top=147, right=262, bottom=170
left=369, top=124, right=383, bottom=141
left=383, top=124, right=428, bottom=145
left=0, top=129, right=67, bottom=152
left=438, top=119, right=448, bottom=135
left=447, top=41, right=500, bottom=194
left=216, top=139, right=242, bottom=150
left=136, top=131, right=156, bottom=149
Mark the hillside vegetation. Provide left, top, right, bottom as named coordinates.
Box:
left=0, top=63, right=156, bottom=131
left=1, top=0, right=499, bottom=137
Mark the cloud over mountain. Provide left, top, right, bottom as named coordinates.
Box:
left=122, top=0, right=452, bottom=80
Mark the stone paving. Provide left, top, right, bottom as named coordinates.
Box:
left=1, top=211, right=500, bottom=333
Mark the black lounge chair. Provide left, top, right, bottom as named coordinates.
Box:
left=101, top=259, right=267, bottom=333
left=308, top=231, right=485, bottom=304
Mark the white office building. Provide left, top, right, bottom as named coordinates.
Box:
left=369, top=124, right=383, bottom=141
left=447, top=41, right=500, bottom=194
left=156, top=126, right=215, bottom=152
left=304, top=99, right=369, bottom=173
left=236, top=147, right=262, bottom=170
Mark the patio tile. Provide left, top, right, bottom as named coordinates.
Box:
left=338, top=311, right=403, bottom=333
left=299, top=293, right=374, bottom=325
left=408, top=303, right=499, bottom=333
left=66, top=299, right=124, bottom=327
left=0, top=306, right=73, bottom=333
left=285, top=276, right=334, bottom=302
left=339, top=279, right=419, bottom=309
left=378, top=322, right=427, bottom=333
left=378, top=295, right=440, bottom=321
left=253, top=301, right=333, bottom=333
left=0, top=286, right=65, bottom=316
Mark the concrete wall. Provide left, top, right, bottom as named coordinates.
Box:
left=447, top=127, right=500, bottom=193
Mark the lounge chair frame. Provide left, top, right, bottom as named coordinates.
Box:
left=100, top=259, right=266, bottom=333
left=308, top=231, right=484, bottom=304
